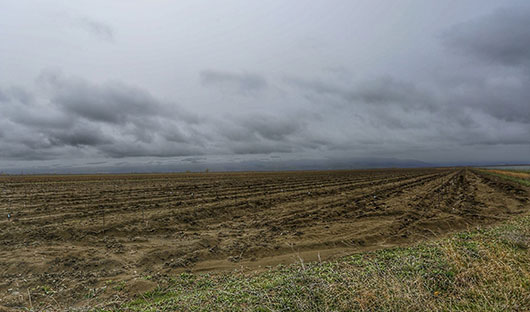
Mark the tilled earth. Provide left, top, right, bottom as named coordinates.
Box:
left=0, top=168, right=528, bottom=310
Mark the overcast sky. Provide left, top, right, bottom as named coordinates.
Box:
left=1, top=1, right=529, bottom=172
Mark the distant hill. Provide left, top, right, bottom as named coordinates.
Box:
left=0, top=157, right=434, bottom=174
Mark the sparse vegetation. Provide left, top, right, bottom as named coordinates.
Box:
left=1, top=168, right=528, bottom=310
left=102, top=214, right=530, bottom=311
left=94, top=170, right=530, bottom=311
left=480, top=169, right=530, bottom=187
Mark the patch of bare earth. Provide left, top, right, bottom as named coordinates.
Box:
left=0, top=168, right=528, bottom=309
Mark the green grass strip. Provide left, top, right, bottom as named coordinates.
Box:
left=479, top=169, right=530, bottom=187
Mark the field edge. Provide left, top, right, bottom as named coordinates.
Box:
left=93, top=212, right=530, bottom=311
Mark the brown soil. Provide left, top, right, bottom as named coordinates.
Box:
left=0, top=168, right=528, bottom=310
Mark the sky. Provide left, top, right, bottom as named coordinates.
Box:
left=1, top=1, right=529, bottom=172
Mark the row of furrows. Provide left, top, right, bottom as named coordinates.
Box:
left=0, top=170, right=394, bottom=205
left=387, top=169, right=469, bottom=238
left=472, top=169, right=529, bottom=203
left=409, top=169, right=471, bottom=214
left=0, top=169, right=432, bottom=212
left=0, top=169, right=423, bottom=184
left=0, top=172, right=358, bottom=185
left=0, top=170, right=452, bottom=243
left=353, top=169, right=463, bottom=219
left=216, top=170, right=461, bottom=258
left=78, top=170, right=455, bottom=238
left=256, top=170, right=458, bottom=230
left=1, top=170, right=443, bottom=226
left=388, top=168, right=523, bottom=240
left=1, top=171, right=417, bottom=221
left=0, top=173, right=381, bottom=217
left=0, top=170, right=404, bottom=192
left=91, top=170, right=451, bottom=227
left=443, top=170, right=483, bottom=215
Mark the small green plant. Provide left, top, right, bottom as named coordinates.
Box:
left=113, top=281, right=127, bottom=291
left=34, top=285, right=54, bottom=295
left=85, top=289, right=97, bottom=299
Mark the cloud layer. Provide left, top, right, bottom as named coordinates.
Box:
left=442, top=7, right=530, bottom=67
left=0, top=71, right=312, bottom=160
left=200, top=70, right=268, bottom=94
left=1, top=2, right=530, bottom=169
left=77, top=17, right=114, bottom=42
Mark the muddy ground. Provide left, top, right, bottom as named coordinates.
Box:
left=0, top=168, right=528, bottom=310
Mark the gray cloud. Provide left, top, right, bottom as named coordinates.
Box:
left=200, top=70, right=267, bottom=94
left=41, top=72, right=171, bottom=124
left=47, top=125, right=112, bottom=147
left=99, top=141, right=203, bottom=158
left=447, top=76, right=530, bottom=123
left=439, top=7, right=530, bottom=124
left=287, top=76, right=437, bottom=113
left=285, top=64, right=530, bottom=149
left=233, top=115, right=302, bottom=141
left=442, top=7, right=530, bottom=67
left=228, top=142, right=294, bottom=155
left=181, top=157, right=206, bottom=163
left=0, top=71, right=207, bottom=159
left=0, top=88, right=7, bottom=102
left=355, top=78, right=435, bottom=110
left=285, top=77, right=344, bottom=98
left=77, top=17, right=114, bottom=42
left=0, top=71, right=307, bottom=160
left=212, top=113, right=309, bottom=155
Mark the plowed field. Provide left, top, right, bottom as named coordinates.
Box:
left=0, top=168, right=528, bottom=308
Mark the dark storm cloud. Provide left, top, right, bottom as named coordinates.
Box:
left=287, top=76, right=437, bottom=111
left=181, top=157, right=206, bottom=163
left=446, top=76, right=530, bottom=123
left=200, top=70, right=267, bottom=94
left=281, top=4, right=530, bottom=145
left=442, top=7, right=530, bottom=66
left=439, top=7, right=530, bottom=124
left=235, top=115, right=302, bottom=141
left=6, top=100, right=73, bottom=131
left=213, top=113, right=312, bottom=154
left=217, top=114, right=301, bottom=142
left=47, top=126, right=112, bottom=147
left=0, top=71, right=208, bottom=160
left=355, top=78, right=435, bottom=110
left=286, top=66, right=530, bottom=148
left=39, top=71, right=182, bottom=125
left=99, top=142, right=203, bottom=158
left=77, top=17, right=114, bottom=42
left=228, top=142, right=294, bottom=155
left=0, top=71, right=306, bottom=160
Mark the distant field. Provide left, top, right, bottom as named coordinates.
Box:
left=481, top=168, right=530, bottom=187
left=0, top=168, right=529, bottom=309
left=484, top=165, right=530, bottom=171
